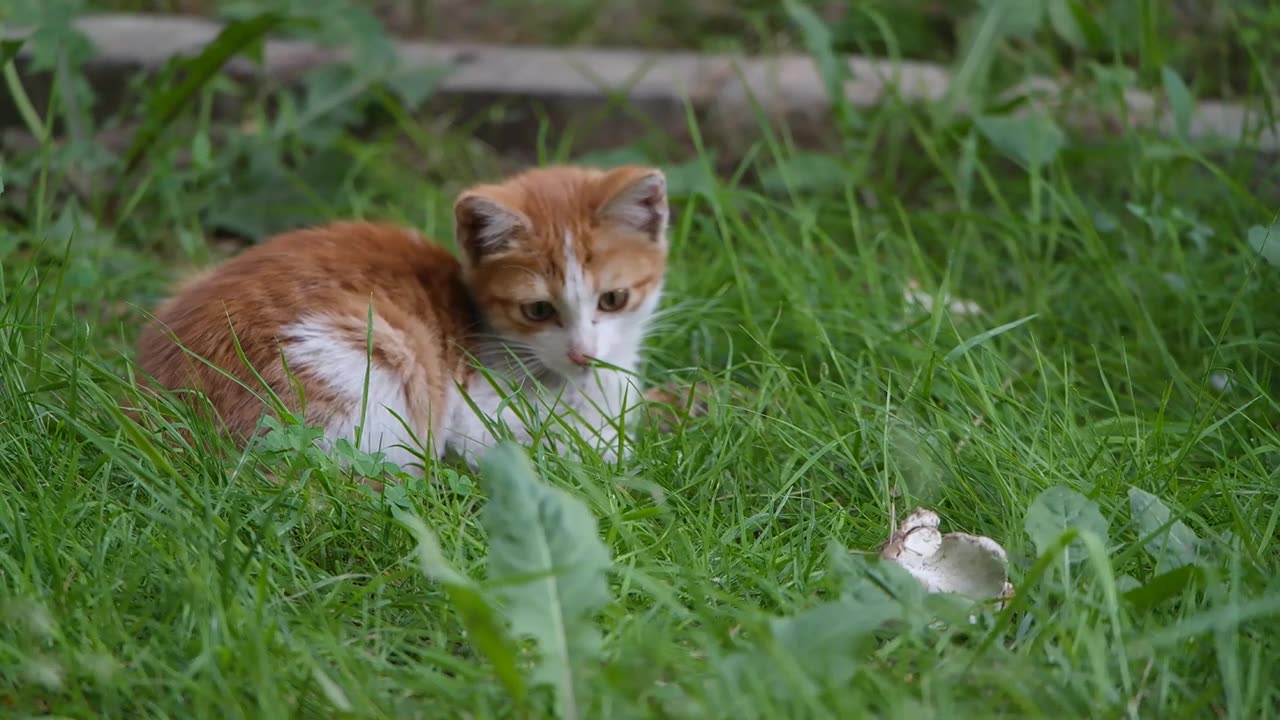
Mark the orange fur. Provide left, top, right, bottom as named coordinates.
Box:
left=135, top=165, right=677, bottom=471
left=136, top=222, right=473, bottom=444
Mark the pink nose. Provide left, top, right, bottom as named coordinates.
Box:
left=567, top=349, right=591, bottom=366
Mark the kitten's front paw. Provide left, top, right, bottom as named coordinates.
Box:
left=643, top=381, right=711, bottom=433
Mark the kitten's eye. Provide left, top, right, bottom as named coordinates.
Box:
left=520, top=301, right=557, bottom=322
left=597, top=289, right=629, bottom=312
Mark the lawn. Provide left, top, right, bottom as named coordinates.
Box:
left=2, top=2, right=1280, bottom=718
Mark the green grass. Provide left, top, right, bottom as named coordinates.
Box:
left=4, top=4, right=1280, bottom=719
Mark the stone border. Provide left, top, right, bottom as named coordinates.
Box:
left=3, top=13, right=1278, bottom=160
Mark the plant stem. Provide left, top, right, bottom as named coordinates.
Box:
left=3, top=60, right=48, bottom=144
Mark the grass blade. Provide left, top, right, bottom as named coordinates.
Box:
left=120, top=12, right=286, bottom=178
left=945, top=313, right=1040, bottom=362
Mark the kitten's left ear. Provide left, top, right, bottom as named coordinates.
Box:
left=596, top=166, right=669, bottom=243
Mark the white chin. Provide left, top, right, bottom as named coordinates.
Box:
left=551, top=363, right=591, bottom=380
left=563, top=364, right=592, bottom=378
left=532, top=357, right=578, bottom=380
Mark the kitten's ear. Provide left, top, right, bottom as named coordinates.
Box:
left=596, top=166, right=668, bottom=243
left=454, top=190, right=530, bottom=263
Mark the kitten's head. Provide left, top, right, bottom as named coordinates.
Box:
left=454, top=165, right=669, bottom=380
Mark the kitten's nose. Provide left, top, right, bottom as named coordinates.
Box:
left=567, top=349, right=591, bottom=366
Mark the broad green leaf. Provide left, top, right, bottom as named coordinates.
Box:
left=1246, top=224, right=1280, bottom=268
left=4, top=1, right=95, bottom=71
left=759, top=152, right=849, bottom=195
left=827, top=545, right=998, bottom=631
left=976, top=114, right=1065, bottom=170
left=221, top=0, right=395, bottom=69
left=1122, top=564, right=1204, bottom=609
left=280, top=64, right=369, bottom=141
left=204, top=146, right=348, bottom=241
left=1161, top=66, right=1195, bottom=140
left=383, top=64, right=450, bottom=109
left=1046, top=0, right=1084, bottom=47
left=663, top=156, right=719, bottom=198
left=480, top=442, right=611, bottom=720
left=1128, top=488, right=1205, bottom=574
left=397, top=510, right=527, bottom=702
left=981, top=0, right=1045, bottom=38
left=770, top=599, right=900, bottom=690
left=190, top=131, right=212, bottom=169
left=1024, top=486, right=1109, bottom=564
left=827, top=543, right=925, bottom=608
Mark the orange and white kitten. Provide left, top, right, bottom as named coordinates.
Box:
left=136, top=164, right=671, bottom=471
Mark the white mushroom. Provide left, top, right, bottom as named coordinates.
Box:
left=881, top=508, right=1013, bottom=603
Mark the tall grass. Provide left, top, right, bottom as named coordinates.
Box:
left=2, top=2, right=1279, bottom=718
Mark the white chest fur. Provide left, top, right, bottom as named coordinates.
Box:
left=443, top=359, right=644, bottom=467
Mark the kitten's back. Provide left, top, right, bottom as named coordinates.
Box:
left=136, top=221, right=477, bottom=447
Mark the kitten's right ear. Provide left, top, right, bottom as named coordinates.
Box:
left=454, top=191, right=530, bottom=263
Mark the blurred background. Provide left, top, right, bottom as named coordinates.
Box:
left=1, top=0, right=1276, bottom=312
left=68, top=0, right=1268, bottom=90
left=2, top=0, right=1275, bottom=247
left=73, top=0, right=1273, bottom=94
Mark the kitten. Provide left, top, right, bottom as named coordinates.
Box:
left=135, top=164, right=676, bottom=472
